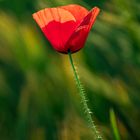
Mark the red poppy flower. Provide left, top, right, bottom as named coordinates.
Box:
left=33, top=4, right=100, bottom=53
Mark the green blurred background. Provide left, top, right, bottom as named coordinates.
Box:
left=0, top=0, right=140, bottom=140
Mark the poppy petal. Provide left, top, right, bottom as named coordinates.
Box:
left=33, top=7, right=76, bottom=27
left=60, top=4, right=88, bottom=23
left=66, top=7, right=100, bottom=53
left=33, top=8, right=78, bottom=52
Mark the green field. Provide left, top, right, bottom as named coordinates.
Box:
left=0, top=0, right=140, bottom=140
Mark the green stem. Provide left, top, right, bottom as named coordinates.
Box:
left=110, top=109, right=121, bottom=140
left=68, top=51, right=103, bottom=140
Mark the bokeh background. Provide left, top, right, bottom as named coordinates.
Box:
left=0, top=0, right=140, bottom=140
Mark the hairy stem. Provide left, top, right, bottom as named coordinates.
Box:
left=68, top=51, right=103, bottom=140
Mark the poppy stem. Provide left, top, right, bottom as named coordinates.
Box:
left=68, top=51, right=103, bottom=140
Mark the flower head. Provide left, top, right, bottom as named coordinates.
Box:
left=33, top=4, right=100, bottom=53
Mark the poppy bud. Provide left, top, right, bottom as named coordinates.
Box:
left=33, top=4, right=100, bottom=53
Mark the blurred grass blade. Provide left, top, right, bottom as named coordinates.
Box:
left=110, top=108, right=121, bottom=140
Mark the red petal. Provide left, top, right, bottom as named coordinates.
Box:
left=60, top=4, right=88, bottom=23
left=33, top=7, right=76, bottom=28
left=66, top=7, right=100, bottom=53
left=33, top=8, right=78, bottom=52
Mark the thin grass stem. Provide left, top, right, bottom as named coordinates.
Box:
left=110, top=109, right=121, bottom=140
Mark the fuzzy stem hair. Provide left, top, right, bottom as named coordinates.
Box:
left=68, top=51, right=103, bottom=140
